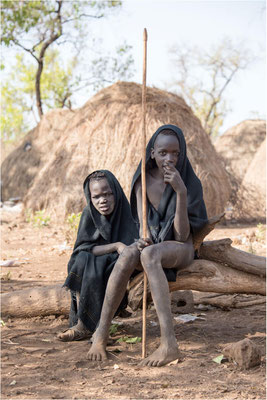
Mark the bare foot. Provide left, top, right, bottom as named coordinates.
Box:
left=140, top=342, right=180, bottom=367
left=87, top=341, right=108, bottom=361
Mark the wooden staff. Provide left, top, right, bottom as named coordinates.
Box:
left=141, top=28, right=148, bottom=359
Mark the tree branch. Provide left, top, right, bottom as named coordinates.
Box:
left=35, top=0, right=63, bottom=118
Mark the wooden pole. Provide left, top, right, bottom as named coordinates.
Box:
left=141, top=28, right=148, bottom=359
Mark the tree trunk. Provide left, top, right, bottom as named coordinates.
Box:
left=1, top=285, right=70, bottom=318
left=199, top=238, right=266, bottom=277
left=194, top=294, right=266, bottom=310
left=35, top=0, right=63, bottom=119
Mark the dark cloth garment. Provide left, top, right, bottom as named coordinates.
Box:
left=64, top=170, right=138, bottom=331
left=130, top=124, right=208, bottom=282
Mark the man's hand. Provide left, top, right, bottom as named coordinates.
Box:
left=136, top=237, right=153, bottom=252
left=163, top=163, right=187, bottom=194
left=116, top=242, right=127, bottom=254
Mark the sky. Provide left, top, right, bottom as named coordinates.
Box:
left=87, top=0, right=266, bottom=135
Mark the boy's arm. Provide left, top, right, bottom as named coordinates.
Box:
left=91, top=242, right=126, bottom=256
left=163, top=164, right=190, bottom=242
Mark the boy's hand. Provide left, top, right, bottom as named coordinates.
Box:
left=163, top=163, right=187, bottom=194
left=136, top=237, right=153, bottom=252
left=116, top=242, right=127, bottom=254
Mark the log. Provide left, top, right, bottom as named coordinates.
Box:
left=1, top=285, right=70, bottom=318
left=199, top=238, right=266, bottom=277
left=127, top=259, right=266, bottom=311
left=194, top=294, right=266, bottom=310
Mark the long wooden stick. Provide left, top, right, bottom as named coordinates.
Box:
left=141, top=28, right=148, bottom=359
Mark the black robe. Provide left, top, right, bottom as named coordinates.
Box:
left=130, top=124, right=208, bottom=281
left=64, top=170, right=138, bottom=331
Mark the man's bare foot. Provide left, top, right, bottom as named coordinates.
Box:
left=87, top=342, right=108, bottom=361
left=140, top=342, right=180, bottom=367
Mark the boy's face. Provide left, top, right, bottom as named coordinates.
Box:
left=151, top=134, right=180, bottom=173
left=89, top=178, right=115, bottom=216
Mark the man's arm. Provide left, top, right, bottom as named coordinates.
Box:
left=134, top=178, right=152, bottom=251
left=134, top=178, right=143, bottom=237
left=163, top=164, right=190, bottom=242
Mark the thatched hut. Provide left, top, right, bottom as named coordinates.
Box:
left=1, top=109, right=74, bottom=202
left=214, top=119, right=266, bottom=221
left=1, top=82, right=231, bottom=219
left=234, top=139, right=266, bottom=220
left=214, top=119, right=266, bottom=181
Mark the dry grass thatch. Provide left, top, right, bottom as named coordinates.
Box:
left=214, top=119, right=266, bottom=222
left=233, top=139, right=266, bottom=221
left=214, top=119, right=266, bottom=181
left=1, top=82, right=231, bottom=220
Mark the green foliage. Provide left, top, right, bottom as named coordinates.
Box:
left=109, top=323, right=119, bottom=336
left=66, top=212, right=82, bottom=233
left=1, top=50, right=79, bottom=143
left=117, top=336, right=141, bottom=344
left=1, top=271, right=12, bottom=281
left=25, top=209, right=51, bottom=227
left=1, top=0, right=134, bottom=142
left=0, top=82, right=30, bottom=143
left=255, top=223, right=266, bottom=243
left=248, top=243, right=256, bottom=254
left=169, top=38, right=254, bottom=137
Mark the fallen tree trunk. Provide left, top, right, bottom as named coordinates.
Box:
left=1, top=285, right=70, bottom=318
left=199, top=239, right=266, bottom=277
left=194, top=294, right=266, bottom=310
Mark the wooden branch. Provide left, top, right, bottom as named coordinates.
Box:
left=199, top=238, right=266, bottom=277
left=193, top=212, right=225, bottom=250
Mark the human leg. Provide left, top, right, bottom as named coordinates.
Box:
left=57, top=291, right=93, bottom=341
left=87, top=244, right=141, bottom=360
left=140, top=241, right=194, bottom=366
left=57, top=318, right=92, bottom=341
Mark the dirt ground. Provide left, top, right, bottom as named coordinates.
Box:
left=1, top=205, right=266, bottom=400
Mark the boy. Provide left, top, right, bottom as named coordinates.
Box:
left=58, top=170, right=138, bottom=341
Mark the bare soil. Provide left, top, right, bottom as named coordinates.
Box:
left=1, top=206, right=266, bottom=400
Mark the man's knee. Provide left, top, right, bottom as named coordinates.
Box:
left=116, top=245, right=139, bottom=273
left=140, top=245, right=159, bottom=268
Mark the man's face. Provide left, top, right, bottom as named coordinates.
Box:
left=89, top=178, right=115, bottom=216
left=151, top=134, right=180, bottom=174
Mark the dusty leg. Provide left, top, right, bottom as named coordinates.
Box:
left=87, top=244, right=140, bottom=361
left=140, top=241, right=194, bottom=367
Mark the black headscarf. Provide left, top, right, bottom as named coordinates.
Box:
left=64, top=170, right=138, bottom=331
left=130, top=124, right=208, bottom=243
